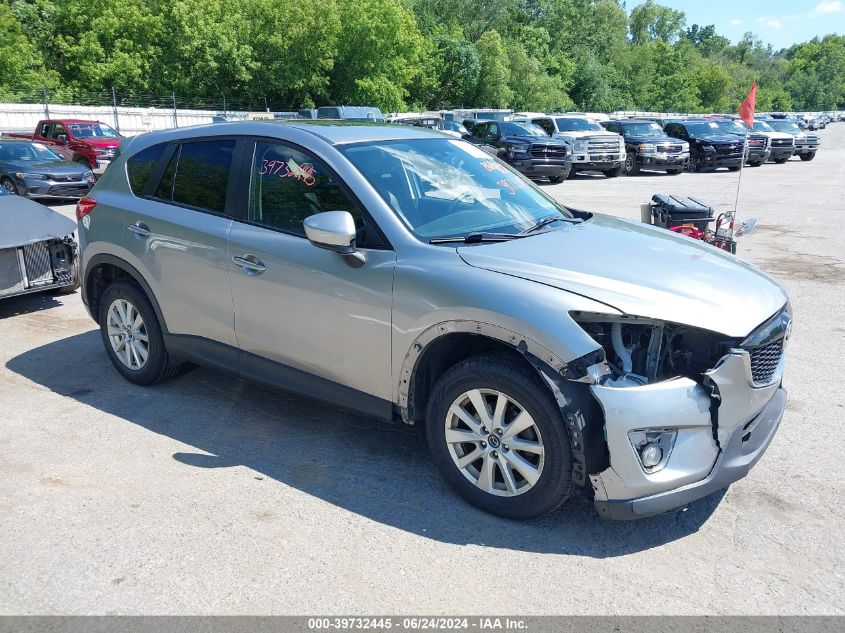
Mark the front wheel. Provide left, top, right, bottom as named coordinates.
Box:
left=1, top=177, right=18, bottom=195
left=748, top=160, right=763, bottom=167
left=773, top=156, right=789, bottom=164
left=728, top=165, right=741, bottom=172
left=426, top=354, right=573, bottom=519
left=666, top=168, right=682, bottom=175
left=548, top=174, right=564, bottom=184
left=98, top=279, right=181, bottom=385
left=800, top=153, right=815, bottom=161
left=604, top=164, right=624, bottom=178
left=623, top=154, right=640, bottom=175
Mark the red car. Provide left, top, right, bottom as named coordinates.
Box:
left=5, top=119, right=122, bottom=175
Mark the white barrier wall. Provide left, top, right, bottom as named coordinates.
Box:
left=0, top=102, right=254, bottom=138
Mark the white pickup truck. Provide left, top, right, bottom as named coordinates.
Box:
left=515, top=114, right=626, bottom=178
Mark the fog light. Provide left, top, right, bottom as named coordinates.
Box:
left=628, top=428, right=677, bottom=473
left=640, top=443, right=662, bottom=468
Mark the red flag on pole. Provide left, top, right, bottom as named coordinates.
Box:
left=739, top=81, right=757, bottom=127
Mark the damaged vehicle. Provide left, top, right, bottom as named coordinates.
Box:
left=0, top=187, right=79, bottom=299
left=78, top=121, right=789, bottom=520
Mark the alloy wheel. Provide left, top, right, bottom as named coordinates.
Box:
left=106, top=298, right=149, bottom=370
left=444, top=388, right=545, bottom=497
left=1, top=179, right=17, bottom=195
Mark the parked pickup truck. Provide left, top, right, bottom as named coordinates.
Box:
left=4, top=119, right=122, bottom=175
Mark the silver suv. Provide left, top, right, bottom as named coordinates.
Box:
left=78, top=121, right=790, bottom=520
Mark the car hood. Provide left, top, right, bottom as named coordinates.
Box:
left=554, top=130, right=619, bottom=140
left=503, top=136, right=568, bottom=146
left=623, top=134, right=679, bottom=144
left=695, top=134, right=744, bottom=144
left=457, top=213, right=787, bottom=338
left=78, top=138, right=121, bottom=149
left=0, top=194, right=77, bottom=249
left=3, top=160, right=89, bottom=176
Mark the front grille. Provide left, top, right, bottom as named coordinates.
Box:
left=52, top=174, right=82, bottom=182
left=48, top=185, right=89, bottom=196
left=748, top=137, right=765, bottom=149
left=771, top=138, right=794, bottom=147
left=748, top=339, right=784, bottom=384
left=530, top=145, right=568, bottom=159
left=716, top=143, right=742, bottom=155
left=656, top=143, right=684, bottom=154
left=587, top=138, right=619, bottom=153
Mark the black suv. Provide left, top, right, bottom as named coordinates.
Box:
left=601, top=120, right=689, bottom=175
left=663, top=121, right=744, bottom=172
left=703, top=118, right=770, bottom=167
left=468, top=121, right=572, bottom=183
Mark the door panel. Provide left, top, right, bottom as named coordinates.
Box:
left=121, top=139, right=238, bottom=346
left=228, top=224, right=395, bottom=400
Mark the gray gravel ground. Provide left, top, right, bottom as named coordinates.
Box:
left=1, top=126, right=843, bottom=615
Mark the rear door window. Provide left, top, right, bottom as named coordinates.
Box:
left=126, top=143, right=168, bottom=196
left=170, top=140, right=235, bottom=214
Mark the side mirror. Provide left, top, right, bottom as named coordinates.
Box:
left=461, top=133, right=471, bottom=140
left=57, top=134, right=68, bottom=143
left=303, top=211, right=365, bottom=267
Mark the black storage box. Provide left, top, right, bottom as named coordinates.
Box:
left=651, top=194, right=714, bottom=231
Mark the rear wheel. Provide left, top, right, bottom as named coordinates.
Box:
left=623, top=154, right=640, bottom=175
left=98, top=279, right=181, bottom=385
left=1, top=177, right=18, bottom=195
left=800, top=153, right=815, bottom=161
left=426, top=354, right=573, bottom=519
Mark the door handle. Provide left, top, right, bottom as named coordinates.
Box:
left=232, top=254, right=266, bottom=274
left=127, top=222, right=151, bottom=238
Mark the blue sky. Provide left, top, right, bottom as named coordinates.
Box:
left=628, top=0, right=845, bottom=49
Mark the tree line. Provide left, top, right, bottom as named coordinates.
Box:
left=2, top=0, right=844, bottom=113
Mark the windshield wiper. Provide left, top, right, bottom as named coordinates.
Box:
left=519, top=214, right=582, bottom=235
left=429, top=232, right=524, bottom=244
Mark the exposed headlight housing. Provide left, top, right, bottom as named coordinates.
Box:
left=15, top=172, right=47, bottom=180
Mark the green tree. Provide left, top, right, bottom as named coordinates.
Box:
left=629, top=0, right=686, bottom=45
left=474, top=30, right=512, bottom=107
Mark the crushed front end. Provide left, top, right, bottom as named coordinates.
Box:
left=570, top=306, right=790, bottom=519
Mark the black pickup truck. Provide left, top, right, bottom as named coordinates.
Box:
left=698, top=118, right=770, bottom=167
left=468, top=121, right=572, bottom=183
left=600, top=119, right=689, bottom=175
left=663, top=121, right=744, bottom=172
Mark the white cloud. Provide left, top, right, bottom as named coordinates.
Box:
left=758, top=16, right=783, bottom=29
left=810, top=1, right=842, bottom=16
left=729, top=19, right=743, bottom=27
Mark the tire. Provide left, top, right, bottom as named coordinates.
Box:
left=548, top=174, right=564, bottom=184
left=728, top=166, right=741, bottom=172
left=666, top=168, right=682, bottom=175
left=800, top=153, right=815, bottom=161
left=773, top=156, right=789, bottom=164
left=604, top=164, right=624, bottom=178
left=98, top=279, right=181, bottom=386
left=1, top=177, right=18, bottom=195
left=623, top=153, right=640, bottom=175
left=748, top=160, right=763, bottom=167
left=426, top=353, right=573, bottom=520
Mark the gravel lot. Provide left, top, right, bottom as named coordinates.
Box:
left=1, top=127, right=843, bottom=615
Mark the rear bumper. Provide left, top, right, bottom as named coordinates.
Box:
left=594, top=388, right=785, bottom=520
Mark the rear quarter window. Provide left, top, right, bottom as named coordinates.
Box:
left=126, top=143, right=168, bottom=196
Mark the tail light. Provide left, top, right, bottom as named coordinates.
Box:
left=76, top=196, right=97, bottom=221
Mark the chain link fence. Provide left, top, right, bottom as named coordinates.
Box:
left=0, top=88, right=288, bottom=137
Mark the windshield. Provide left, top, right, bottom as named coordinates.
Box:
left=768, top=120, right=801, bottom=134
left=341, top=138, right=572, bottom=240
left=0, top=142, right=62, bottom=162
left=500, top=122, right=548, bottom=137
left=714, top=120, right=748, bottom=135
left=66, top=123, right=121, bottom=138
left=752, top=120, right=775, bottom=132
left=554, top=117, right=603, bottom=132
left=442, top=121, right=470, bottom=135
left=684, top=121, right=722, bottom=138
left=620, top=122, right=665, bottom=137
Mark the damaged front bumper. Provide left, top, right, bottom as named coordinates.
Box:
left=588, top=350, right=786, bottom=520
